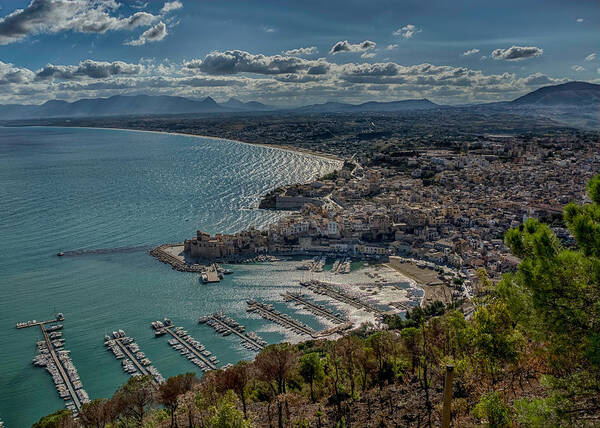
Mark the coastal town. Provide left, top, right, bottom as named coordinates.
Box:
left=149, top=130, right=599, bottom=308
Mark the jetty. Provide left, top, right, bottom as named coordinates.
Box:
left=104, top=330, right=164, bottom=384
left=201, top=264, right=221, bottom=283
left=22, top=314, right=89, bottom=416
left=152, top=319, right=219, bottom=371
left=300, top=280, right=388, bottom=315
left=199, top=313, right=267, bottom=352
left=247, top=299, right=317, bottom=337
left=282, top=292, right=348, bottom=324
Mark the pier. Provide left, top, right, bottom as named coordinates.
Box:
left=300, top=280, right=388, bottom=315
left=152, top=319, right=219, bottom=371
left=199, top=313, right=267, bottom=352
left=21, top=314, right=89, bottom=416
left=247, top=300, right=317, bottom=338
left=282, top=292, right=348, bottom=324
left=105, top=330, right=164, bottom=384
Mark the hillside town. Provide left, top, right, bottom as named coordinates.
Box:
left=180, top=134, right=599, bottom=292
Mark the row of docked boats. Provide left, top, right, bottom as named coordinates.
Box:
left=165, top=325, right=219, bottom=371
left=283, top=292, right=348, bottom=324
left=199, top=312, right=267, bottom=351
left=32, top=325, right=90, bottom=416
left=104, top=330, right=165, bottom=384
left=247, top=299, right=315, bottom=336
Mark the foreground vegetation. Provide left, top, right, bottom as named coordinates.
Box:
left=35, top=176, right=600, bottom=427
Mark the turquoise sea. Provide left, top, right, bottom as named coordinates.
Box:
left=0, top=127, right=341, bottom=427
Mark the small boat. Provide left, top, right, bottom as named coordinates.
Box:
left=57, top=252, right=64, bottom=257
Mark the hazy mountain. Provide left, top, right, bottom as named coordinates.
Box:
left=292, top=98, right=439, bottom=113
left=511, top=81, right=600, bottom=106
left=222, top=98, right=273, bottom=111
left=0, top=94, right=227, bottom=120
left=0, top=82, right=599, bottom=125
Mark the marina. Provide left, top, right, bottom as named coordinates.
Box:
left=300, top=280, right=390, bottom=315
left=282, top=292, right=348, bottom=324
left=152, top=319, right=219, bottom=371
left=23, top=314, right=89, bottom=416
left=104, top=330, right=165, bottom=385
left=199, top=313, right=268, bottom=352
left=247, top=299, right=317, bottom=338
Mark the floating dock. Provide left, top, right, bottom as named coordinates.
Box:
left=152, top=319, right=219, bottom=371
left=104, top=330, right=164, bottom=384
left=300, top=280, right=387, bottom=315
left=282, top=292, right=348, bottom=324
left=247, top=299, right=317, bottom=337
left=22, top=314, right=89, bottom=416
left=199, top=313, right=267, bottom=352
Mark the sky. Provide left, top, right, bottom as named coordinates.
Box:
left=0, top=0, right=598, bottom=106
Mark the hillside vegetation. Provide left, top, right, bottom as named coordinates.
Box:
left=34, top=176, right=600, bottom=427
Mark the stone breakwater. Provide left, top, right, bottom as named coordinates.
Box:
left=150, top=244, right=204, bottom=272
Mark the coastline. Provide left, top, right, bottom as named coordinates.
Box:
left=29, top=125, right=343, bottom=163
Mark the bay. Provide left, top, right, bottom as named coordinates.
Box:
left=0, top=126, right=340, bottom=427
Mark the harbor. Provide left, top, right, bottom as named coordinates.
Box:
left=104, top=330, right=165, bottom=384
left=22, top=313, right=89, bottom=416
left=152, top=319, right=219, bottom=371
left=247, top=299, right=317, bottom=338
left=199, top=313, right=268, bottom=352
left=300, top=280, right=390, bottom=316
left=282, top=292, right=348, bottom=324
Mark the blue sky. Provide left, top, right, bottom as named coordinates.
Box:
left=0, top=0, right=597, bottom=105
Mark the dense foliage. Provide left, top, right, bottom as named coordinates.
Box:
left=35, top=175, right=600, bottom=427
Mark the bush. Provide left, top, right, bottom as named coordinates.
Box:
left=472, top=391, right=510, bottom=428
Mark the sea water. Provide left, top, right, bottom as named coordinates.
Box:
left=0, top=126, right=341, bottom=426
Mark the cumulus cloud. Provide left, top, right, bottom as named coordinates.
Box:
left=462, top=48, right=480, bottom=56
left=36, top=59, right=142, bottom=80
left=125, top=21, right=167, bottom=46
left=585, top=53, right=597, bottom=61
left=571, top=65, right=585, bottom=72
left=393, top=24, right=421, bottom=39
left=491, top=45, right=543, bottom=61
left=386, top=44, right=398, bottom=50
left=187, top=50, right=330, bottom=75
left=160, top=1, right=182, bottom=14
left=576, top=18, right=584, bottom=23
left=0, top=0, right=160, bottom=45
left=283, top=46, right=317, bottom=56
left=0, top=60, right=35, bottom=85
left=361, top=52, right=376, bottom=59
left=329, top=40, right=376, bottom=54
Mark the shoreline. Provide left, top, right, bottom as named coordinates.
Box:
left=14, top=124, right=342, bottom=163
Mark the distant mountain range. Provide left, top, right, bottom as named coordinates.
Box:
left=0, top=81, right=598, bottom=127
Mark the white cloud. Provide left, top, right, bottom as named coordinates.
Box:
left=393, top=24, right=421, bottom=39
left=186, top=50, right=330, bottom=75
left=576, top=18, right=584, bottom=23
left=160, top=1, right=182, bottom=14
left=0, top=0, right=160, bottom=45
left=35, top=60, right=143, bottom=80
left=462, top=48, right=480, bottom=57
left=585, top=53, right=597, bottom=61
left=571, top=65, right=585, bottom=72
left=283, top=46, right=317, bottom=56
left=491, top=45, right=543, bottom=61
left=329, top=40, right=376, bottom=54
left=125, top=21, right=167, bottom=46
left=386, top=44, right=398, bottom=50
left=361, top=52, right=376, bottom=59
